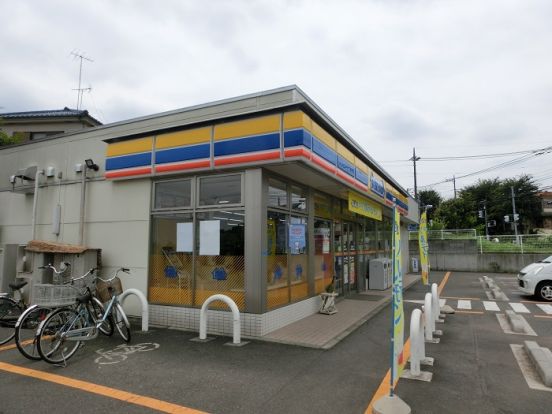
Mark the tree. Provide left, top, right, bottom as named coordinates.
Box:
left=0, top=118, right=24, bottom=146
left=435, top=175, right=542, bottom=233
left=418, top=189, right=443, bottom=222
left=434, top=197, right=478, bottom=229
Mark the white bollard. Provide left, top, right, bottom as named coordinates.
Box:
left=424, top=293, right=440, bottom=343
left=431, top=283, right=441, bottom=322
left=119, top=288, right=149, bottom=332
left=401, top=308, right=433, bottom=382
left=410, top=309, right=423, bottom=376
left=198, top=294, right=244, bottom=345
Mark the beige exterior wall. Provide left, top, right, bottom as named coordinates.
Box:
left=0, top=132, right=151, bottom=316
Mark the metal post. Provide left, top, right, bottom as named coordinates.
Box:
left=484, top=202, right=489, bottom=241
left=511, top=186, right=519, bottom=244
left=410, top=148, right=420, bottom=202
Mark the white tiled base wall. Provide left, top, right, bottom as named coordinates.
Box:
left=149, top=295, right=322, bottom=337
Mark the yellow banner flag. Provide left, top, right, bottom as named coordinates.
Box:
left=392, top=206, right=405, bottom=381
left=419, top=211, right=429, bottom=285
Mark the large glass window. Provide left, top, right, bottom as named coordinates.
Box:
left=199, top=174, right=242, bottom=206
left=291, top=185, right=307, bottom=212
left=314, top=219, right=332, bottom=294
left=195, top=210, right=245, bottom=309
left=154, top=179, right=191, bottom=209
left=268, top=179, right=288, bottom=209
left=314, top=193, right=332, bottom=219
left=267, top=211, right=289, bottom=309
left=149, top=213, right=194, bottom=306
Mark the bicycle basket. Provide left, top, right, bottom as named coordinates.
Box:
left=72, top=271, right=95, bottom=291
left=32, top=284, right=79, bottom=307
left=95, top=277, right=123, bottom=302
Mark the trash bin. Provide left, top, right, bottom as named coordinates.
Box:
left=411, top=257, right=419, bottom=273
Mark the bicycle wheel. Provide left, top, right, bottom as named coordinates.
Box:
left=15, top=305, right=50, bottom=360
left=37, top=308, right=84, bottom=365
left=0, top=297, right=21, bottom=345
left=89, top=297, right=114, bottom=336
left=112, top=303, right=131, bottom=343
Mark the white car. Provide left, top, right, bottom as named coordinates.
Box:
left=518, top=255, right=552, bottom=301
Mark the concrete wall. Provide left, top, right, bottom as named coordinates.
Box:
left=409, top=239, right=550, bottom=273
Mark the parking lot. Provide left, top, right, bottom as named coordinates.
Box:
left=1, top=271, right=551, bottom=414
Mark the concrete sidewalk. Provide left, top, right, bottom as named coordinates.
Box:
left=261, top=273, right=420, bottom=349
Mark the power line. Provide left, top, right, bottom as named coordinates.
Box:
left=379, top=145, right=552, bottom=163
left=419, top=148, right=552, bottom=189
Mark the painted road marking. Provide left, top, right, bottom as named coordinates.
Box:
left=365, top=271, right=452, bottom=414
left=536, top=304, right=552, bottom=315
left=405, top=299, right=446, bottom=306
left=483, top=301, right=500, bottom=312
left=455, top=310, right=484, bottom=315
left=442, top=296, right=480, bottom=300
left=457, top=300, right=472, bottom=310
left=0, top=361, right=207, bottom=414
left=509, top=303, right=530, bottom=314
left=510, top=344, right=552, bottom=392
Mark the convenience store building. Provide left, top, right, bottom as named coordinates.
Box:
left=0, top=86, right=419, bottom=337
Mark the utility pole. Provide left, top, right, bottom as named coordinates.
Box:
left=452, top=175, right=457, bottom=199
left=480, top=201, right=489, bottom=240
left=71, top=51, right=93, bottom=110
left=511, top=186, right=519, bottom=243
left=410, top=147, right=420, bottom=201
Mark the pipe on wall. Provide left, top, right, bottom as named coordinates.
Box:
left=31, top=169, right=44, bottom=240
left=78, top=165, right=87, bottom=246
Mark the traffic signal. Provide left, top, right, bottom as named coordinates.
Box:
left=504, top=215, right=510, bottom=223
left=514, top=214, right=519, bottom=222
left=478, top=210, right=484, bottom=218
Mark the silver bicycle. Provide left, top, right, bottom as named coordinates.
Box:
left=37, top=268, right=131, bottom=365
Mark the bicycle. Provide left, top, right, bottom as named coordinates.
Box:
left=37, top=267, right=131, bottom=365
left=1, top=262, right=71, bottom=347
left=15, top=264, right=112, bottom=360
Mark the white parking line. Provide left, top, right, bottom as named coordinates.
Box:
left=536, top=304, right=552, bottom=315
left=509, top=303, right=530, bottom=313
left=483, top=301, right=500, bottom=312
left=457, top=300, right=472, bottom=310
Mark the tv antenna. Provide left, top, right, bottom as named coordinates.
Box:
left=71, top=51, right=93, bottom=110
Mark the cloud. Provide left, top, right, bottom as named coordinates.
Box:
left=1, top=0, right=552, bottom=197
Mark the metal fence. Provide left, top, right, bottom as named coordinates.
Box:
left=478, top=235, right=552, bottom=254
left=409, top=229, right=478, bottom=241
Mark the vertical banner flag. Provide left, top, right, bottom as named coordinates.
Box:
left=419, top=211, right=429, bottom=285
left=392, top=205, right=405, bottom=383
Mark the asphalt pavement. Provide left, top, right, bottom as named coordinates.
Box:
left=0, top=271, right=550, bottom=414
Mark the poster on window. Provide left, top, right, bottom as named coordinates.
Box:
left=289, top=224, right=306, bottom=254
left=176, top=222, right=193, bottom=252
left=199, top=220, right=220, bottom=255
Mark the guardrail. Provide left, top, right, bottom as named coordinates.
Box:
left=478, top=235, right=552, bottom=254
left=409, top=229, right=477, bottom=240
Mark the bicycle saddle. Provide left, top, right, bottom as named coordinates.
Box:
left=9, top=280, right=28, bottom=291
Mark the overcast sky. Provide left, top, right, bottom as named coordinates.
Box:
left=1, top=0, right=551, bottom=198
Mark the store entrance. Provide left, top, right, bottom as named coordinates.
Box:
left=334, top=221, right=357, bottom=296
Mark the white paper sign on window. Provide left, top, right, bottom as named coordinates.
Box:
left=200, top=220, right=220, bottom=255
left=176, top=222, right=193, bottom=252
